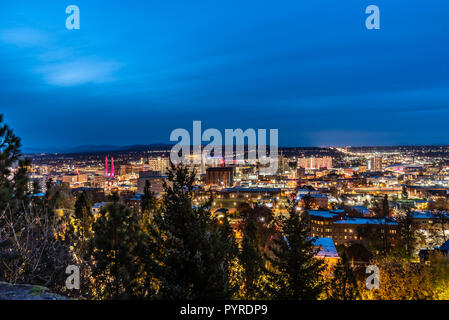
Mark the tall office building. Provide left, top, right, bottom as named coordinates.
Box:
left=278, top=154, right=292, bottom=174
left=147, top=157, right=170, bottom=174
left=119, top=164, right=134, bottom=176
left=137, top=171, right=167, bottom=196
left=367, top=156, right=382, bottom=171
left=205, top=167, right=234, bottom=187
left=298, top=157, right=332, bottom=170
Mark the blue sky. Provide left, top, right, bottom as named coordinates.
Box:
left=0, top=0, right=449, bottom=150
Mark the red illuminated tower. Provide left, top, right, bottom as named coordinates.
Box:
left=105, top=156, right=109, bottom=177
left=111, top=157, right=115, bottom=178
left=105, top=156, right=115, bottom=178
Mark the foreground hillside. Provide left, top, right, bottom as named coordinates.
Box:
left=0, top=282, right=69, bottom=300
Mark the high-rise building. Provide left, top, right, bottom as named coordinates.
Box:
left=278, top=155, right=292, bottom=174
left=296, top=167, right=306, bottom=178
left=62, top=174, right=77, bottom=185
left=205, top=167, right=234, bottom=187
left=77, top=173, right=88, bottom=183
left=367, top=156, right=382, bottom=171
left=147, top=157, right=170, bottom=174
left=91, top=175, right=106, bottom=188
left=137, top=171, right=167, bottom=196
left=119, top=164, right=134, bottom=176
left=298, top=157, right=332, bottom=170
left=62, top=173, right=88, bottom=186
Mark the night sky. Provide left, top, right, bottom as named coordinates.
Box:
left=1, top=0, right=449, bottom=151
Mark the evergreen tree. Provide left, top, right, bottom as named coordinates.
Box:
left=73, top=191, right=94, bottom=258
left=237, top=203, right=275, bottom=299
left=328, top=253, right=359, bottom=300
left=0, top=115, right=75, bottom=294
left=239, top=218, right=265, bottom=299
left=147, top=164, right=238, bottom=299
left=108, top=191, right=120, bottom=204
left=381, top=194, right=390, bottom=218
left=262, top=201, right=326, bottom=300
left=381, top=195, right=391, bottom=255
left=90, top=202, right=147, bottom=299
left=0, top=114, right=30, bottom=213
left=371, top=195, right=392, bottom=255
left=397, top=210, right=418, bottom=260
left=239, top=204, right=275, bottom=251
left=141, top=180, right=155, bottom=214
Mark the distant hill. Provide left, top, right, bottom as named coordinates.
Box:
left=23, top=143, right=174, bottom=154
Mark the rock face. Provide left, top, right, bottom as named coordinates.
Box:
left=0, top=282, right=69, bottom=300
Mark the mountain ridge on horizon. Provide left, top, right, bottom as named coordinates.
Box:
left=23, top=143, right=175, bottom=155
left=22, top=143, right=449, bottom=155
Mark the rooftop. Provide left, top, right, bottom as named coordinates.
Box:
left=312, top=237, right=339, bottom=259
left=412, top=211, right=449, bottom=219
left=308, top=210, right=341, bottom=219
left=334, top=217, right=398, bottom=226
left=221, top=186, right=281, bottom=193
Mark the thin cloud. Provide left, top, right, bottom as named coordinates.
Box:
left=0, top=28, right=48, bottom=48
left=37, top=58, right=122, bottom=86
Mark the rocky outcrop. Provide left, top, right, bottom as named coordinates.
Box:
left=0, top=282, right=69, bottom=300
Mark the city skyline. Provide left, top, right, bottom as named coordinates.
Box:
left=1, top=0, right=449, bottom=150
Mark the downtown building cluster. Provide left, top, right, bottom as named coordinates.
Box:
left=26, top=146, right=449, bottom=265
